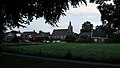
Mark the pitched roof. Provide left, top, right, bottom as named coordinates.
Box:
left=2, top=33, right=9, bottom=38
left=91, top=29, right=107, bottom=38
left=11, top=31, right=20, bottom=33
left=23, top=31, right=37, bottom=34
left=52, top=29, right=68, bottom=36
left=39, top=31, right=50, bottom=37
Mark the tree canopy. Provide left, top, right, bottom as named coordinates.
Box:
left=0, top=0, right=109, bottom=32
left=97, top=0, right=120, bottom=35
left=0, top=0, right=87, bottom=32
left=82, top=21, right=93, bottom=30
left=80, top=21, right=93, bottom=33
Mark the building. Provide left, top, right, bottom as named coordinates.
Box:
left=21, top=30, right=37, bottom=41
left=39, top=30, right=50, bottom=38
left=51, top=21, right=73, bottom=40
left=91, top=29, right=108, bottom=42
left=4, top=31, right=21, bottom=42
left=21, top=30, right=50, bottom=42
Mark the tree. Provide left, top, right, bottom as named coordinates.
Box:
left=81, top=21, right=93, bottom=32
left=65, top=35, right=76, bottom=43
left=97, top=0, right=120, bottom=35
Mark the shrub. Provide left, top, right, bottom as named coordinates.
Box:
left=77, top=37, right=94, bottom=43
left=11, top=35, right=19, bottom=43
left=65, top=35, right=76, bottom=43
left=105, top=34, right=120, bottom=43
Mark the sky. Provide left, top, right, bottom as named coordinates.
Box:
left=10, top=1, right=102, bottom=34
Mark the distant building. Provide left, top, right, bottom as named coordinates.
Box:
left=4, top=31, right=21, bottom=42
left=39, top=30, right=50, bottom=38
left=21, top=30, right=37, bottom=41
left=51, top=21, right=73, bottom=40
left=91, top=29, right=108, bottom=42
left=21, top=30, right=50, bottom=42
left=52, top=29, right=68, bottom=40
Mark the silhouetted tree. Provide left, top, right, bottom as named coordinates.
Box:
left=65, top=35, right=76, bottom=43
left=97, top=0, right=120, bottom=35
left=81, top=21, right=93, bottom=32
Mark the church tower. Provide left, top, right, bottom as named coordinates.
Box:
left=67, top=21, right=73, bottom=35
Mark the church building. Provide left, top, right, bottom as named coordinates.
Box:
left=51, top=21, right=73, bottom=40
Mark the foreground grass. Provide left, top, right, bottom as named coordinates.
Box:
left=3, top=43, right=120, bottom=63
left=0, top=55, right=118, bottom=68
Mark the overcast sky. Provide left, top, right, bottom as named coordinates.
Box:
left=10, top=2, right=102, bottom=34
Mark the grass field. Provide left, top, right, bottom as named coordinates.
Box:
left=2, top=43, right=120, bottom=63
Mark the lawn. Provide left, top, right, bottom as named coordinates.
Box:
left=2, top=43, right=120, bottom=63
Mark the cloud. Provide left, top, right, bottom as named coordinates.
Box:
left=55, top=22, right=68, bottom=29
left=86, top=16, right=95, bottom=19
left=67, top=3, right=100, bottom=16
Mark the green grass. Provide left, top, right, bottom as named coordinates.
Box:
left=3, top=43, right=120, bottom=63
left=0, top=55, right=118, bottom=68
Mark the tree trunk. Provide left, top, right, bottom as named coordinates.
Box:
left=0, top=35, right=2, bottom=56
left=0, top=27, right=3, bottom=44
left=0, top=29, right=3, bottom=56
left=0, top=36, right=2, bottom=44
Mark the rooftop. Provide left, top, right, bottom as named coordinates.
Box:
left=52, top=29, right=68, bottom=36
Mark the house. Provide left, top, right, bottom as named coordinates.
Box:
left=51, top=21, right=73, bottom=40
left=39, top=30, right=50, bottom=38
left=91, top=29, right=108, bottom=42
left=4, top=31, right=21, bottom=42
left=52, top=29, right=68, bottom=40
left=37, top=30, right=51, bottom=42
left=21, top=30, right=50, bottom=42
left=21, top=30, right=37, bottom=41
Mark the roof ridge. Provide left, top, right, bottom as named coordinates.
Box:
left=54, top=29, right=68, bottom=30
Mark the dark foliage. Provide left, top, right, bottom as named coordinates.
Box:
left=11, top=35, right=20, bottom=43
left=0, top=0, right=87, bottom=29
left=105, top=34, right=120, bottom=43
left=78, top=21, right=93, bottom=43
left=90, top=0, right=110, bottom=4
left=77, top=37, right=94, bottom=43
left=65, top=35, right=76, bottom=43
left=35, top=37, right=50, bottom=42
left=35, top=37, right=44, bottom=42
left=82, top=21, right=93, bottom=31
left=80, top=21, right=93, bottom=38
left=97, top=0, right=120, bottom=34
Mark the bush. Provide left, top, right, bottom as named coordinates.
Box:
left=105, top=34, right=120, bottom=43
left=65, top=35, right=76, bottom=43
left=11, top=36, right=19, bottom=43
left=105, top=38, right=114, bottom=43
left=77, top=38, right=94, bottom=43
left=35, top=37, right=44, bottom=42
left=76, top=35, right=94, bottom=43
